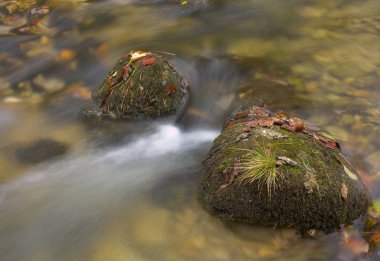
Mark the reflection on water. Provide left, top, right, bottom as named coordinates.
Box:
left=0, top=0, right=380, bottom=260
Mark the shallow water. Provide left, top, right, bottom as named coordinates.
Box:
left=0, top=0, right=380, bottom=260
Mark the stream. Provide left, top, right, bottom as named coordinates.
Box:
left=0, top=0, right=380, bottom=260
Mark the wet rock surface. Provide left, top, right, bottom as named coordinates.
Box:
left=15, top=138, right=68, bottom=164
left=82, top=51, right=189, bottom=120
left=199, top=106, right=369, bottom=232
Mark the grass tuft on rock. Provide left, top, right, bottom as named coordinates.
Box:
left=235, top=142, right=281, bottom=198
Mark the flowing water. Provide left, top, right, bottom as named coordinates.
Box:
left=0, top=0, right=380, bottom=260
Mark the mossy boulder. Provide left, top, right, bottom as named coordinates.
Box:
left=82, top=51, right=189, bottom=120
left=199, top=106, right=369, bottom=232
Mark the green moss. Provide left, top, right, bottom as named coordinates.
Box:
left=199, top=119, right=369, bottom=232
left=84, top=51, right=188, bottom=120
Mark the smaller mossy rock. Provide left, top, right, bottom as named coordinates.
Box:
left=82, top=51, right=189, bottom=119
left=199, top=106, right=369, bottom=232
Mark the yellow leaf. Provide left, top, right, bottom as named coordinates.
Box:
left=182, top=1, right=188, bottom=5
left=341, top=183, right=348, bottom=201
left=58, top=49, right=75, bottom=61
left=344, top=165, right=358, bottom=180
left=130, top=51, right=151, bottom=63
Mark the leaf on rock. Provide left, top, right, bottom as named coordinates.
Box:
left=341, top=183, right=348, bottom=201
left=165, top=84, right=176, bottom=96
left=122, top=64, right=132, bottom=81
left=344, top=165, right=358, bottom=181
left=280, top=118, right=305, bottom=132
left=141, top=57, right=156, bottom=66
left=130, top=51, right=151, bottom=63
left=245, top=117, right=283, bottom=128
left=235, top=111, right=249, bottom=119
left=313, top=133, right=341, bottom=150
left=276, top=156, right=298, bottom=167
left=251, top=106, right=271, bottom=116
left=369, top=231, right=380, bottom=245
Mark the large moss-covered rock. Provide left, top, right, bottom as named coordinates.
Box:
left=82, top=51, right=189, bottom=120
left=199, top=106, right=369, bottom=232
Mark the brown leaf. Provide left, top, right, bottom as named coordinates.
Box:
left=313, top=134, right=341, bottom=150
left=288, top=118, right=305, bottom=132
left=235, top=111, right=249, bottom=119
left=122, top=64, right=132, bottom=81
left=340, top=231, right=369, bottom=255
left=224, top=120, right=236, bottom=128
left=165, top=84, right=177, bottom=96
left=276, top=113, right=289, bottom=120
left=245, top=117, right=284, bottom=128
left=140, top=57, right=156, bottom=66
left=280, top=118, right=305, bottom=132
left=251, top=106, right=271, bottom=116
left=341, top=183, right=348, bottom=201
left=369, top=231, right=380, bottom=245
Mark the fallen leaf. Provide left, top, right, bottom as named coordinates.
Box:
left=344, top=165, right=358, bottom=181
left=235, top=133, right=249, bottom=142
left=140, top=57, right=156, bottom=66
left=288, top=118, right=305, bottom=131
left=165, top=84, right=176, bottom=96
left=276, top=113, right=289, bottom=120
left=65, top=86, right=92, bottom=100
left=276, top=156, right=298, bottom=167
left=235, top=111, right=249, bottom=119
left=313, top=133, right=341, bottom=150
left=225, top=120, right=236, bottom=128
left=259, top=129, right=288, bottom=139
left=130, top=51, right=151, bottom=63
left=245, top=117, right=283, bottom=128
left=340, top=233, right=369, bottom=255
left=58, top=49, right=75, bottom=61
left=122, top=64, right=132, bottom=81
left=369, top=231, right=380, bottom=245
left=341, top=183, right=348, bottom=201
left=3, top=96, right=22, bottom=103
left=31, top=6, right=50, bottom=16
left=251, top=106, right=271, bottom=116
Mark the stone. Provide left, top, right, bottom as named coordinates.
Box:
left=15, top=139, right=68, bottom=164
left=81, top=51, right=189, bottom=120
left=198, top=106, right=369, bottom=232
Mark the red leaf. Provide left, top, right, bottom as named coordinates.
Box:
left=140, top=57, right=156, bottom=66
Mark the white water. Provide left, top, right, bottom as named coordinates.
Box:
left=0, top=124, right=218, bottom=261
